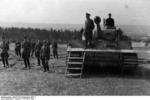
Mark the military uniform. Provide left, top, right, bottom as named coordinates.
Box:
left=15, top=41, right=21, bottom=57
left=1, top=41, right=9, bottom=67
left=35, top=41, right=42, bottom=66
left=106, top=18, right=115, bottom=28
left=106, top=13, right=115, bottom=29
left=52, top=41, right=58, bottom=59
left=40, top=42, right=50, bottom=72
left=22, top=40, right=31, bottom=68
left=84, top=14, right=95, bottom=47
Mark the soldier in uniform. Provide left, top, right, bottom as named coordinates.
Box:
left=1, top=40, right=9, bottom=67
left=35, top=40, right=42, bottom=66
left=106, top=13, right=115, bottom=29
left=52, top=40, right=58, bottom=59
left=84, top=13, right=95, bottom=47
left=22, top=36, right=31, bottom=69
left=15, top=40, right=21, bottom=57
left=40, top=40, right=50, bottom=72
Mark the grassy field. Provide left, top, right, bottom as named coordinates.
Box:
left=1, top=43, right=150, bottom=95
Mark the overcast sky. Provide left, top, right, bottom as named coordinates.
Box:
left=0, top=0, right=150, bottom=25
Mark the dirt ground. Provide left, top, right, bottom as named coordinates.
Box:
left=1, top=43, right=150, bottom=95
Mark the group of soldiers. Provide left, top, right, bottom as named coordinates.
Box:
left=0, top=37, right=58, bottom=72
left=0, top=40, right=9, bottom=67
left=83, top=12, right=115, bottom=47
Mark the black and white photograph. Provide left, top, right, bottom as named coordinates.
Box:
left=0, top=0, right=150, bottom=97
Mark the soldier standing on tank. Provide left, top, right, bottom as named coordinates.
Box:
left=106, top=13, right=115, bottom=29
left=40, top=40, right=50, bottom=72
left=22, top=36, right=31, bottom=69
left=84, top=13, right=95, bottom=47
left=35, top=40, right=42, bottom=66
left=52, top=40, right=58, bottom=59
left=0, top=40, right=9, bottom=68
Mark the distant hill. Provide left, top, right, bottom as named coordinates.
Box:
left=119, top=25, right=150, bottom=40
left=1, top=22, right=150, bottom=39
left=119, top=25, right=150, bottom=36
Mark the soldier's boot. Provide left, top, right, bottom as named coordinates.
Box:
left=43, top=65, right=47, bottom=72
left=27, top=59, right=31, bottom=69
left=24, top=59, right=27, bottom=68
left=42, top=60, right=46, bottom=72
left=54, top=53, right=56, bottom=59
left=45, top=62, right=49, bottom=72
left=37, top=57, right=40, bottom=66
left=6, top=58, right=9, bottom=67
left=3, top=63, right=6, bottom=68
left=44, top=60, right=48, bottom=72
left=47, top=66, right=50, bottom=73
left=2, top=58, right=6, bottom=68
left=56, top=53, right=58, bottom=59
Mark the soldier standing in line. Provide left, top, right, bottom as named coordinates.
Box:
left=0, top=40, right=9, bottom=67
left=22, top=36, right=31, bottom=69
left=84, top=13, right=95, bottom=47
left=18, top=41, right=21, bottom=57
left=15, top=40, right=21, bottom=57
left=52, top=40, right=58, bottom=59
left=40, top=40, right=50, bottom=72
left=35, top=40, right=42, bottom=66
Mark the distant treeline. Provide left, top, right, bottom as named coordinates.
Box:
left=0, top=26, right=81, bottom=43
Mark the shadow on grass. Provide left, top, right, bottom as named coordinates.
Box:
left=83, top=65, right=150, bottom=80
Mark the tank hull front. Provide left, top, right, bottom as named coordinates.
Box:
left=67, top=48, right=138, bottom=68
